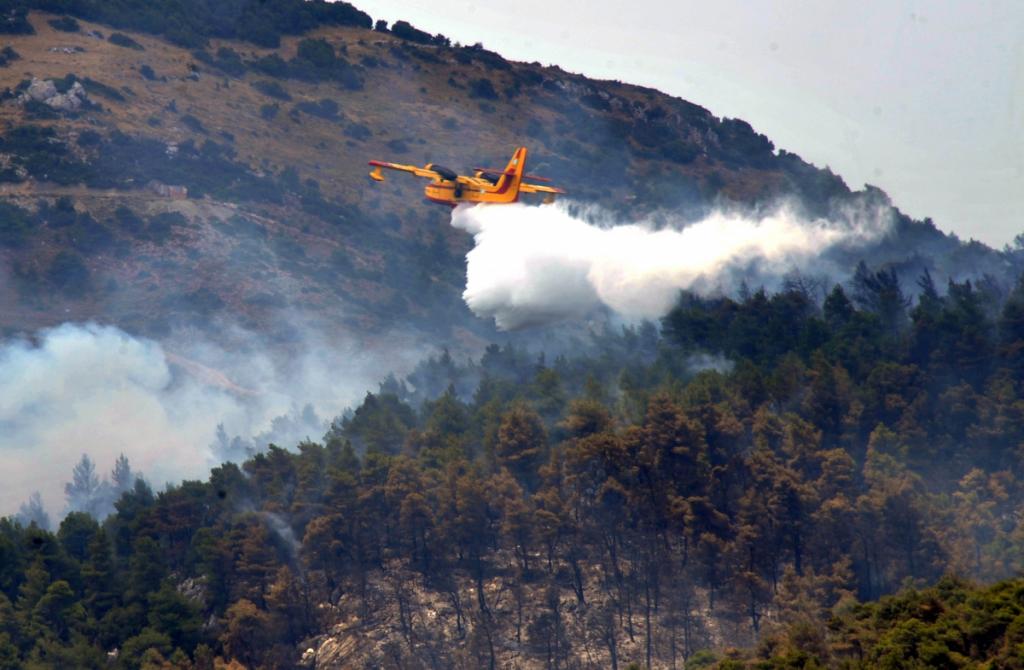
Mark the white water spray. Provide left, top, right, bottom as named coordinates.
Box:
left=451, top=202, right=887, bottom=329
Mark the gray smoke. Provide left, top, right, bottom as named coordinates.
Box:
left=0, top=321, right=419, bottom=518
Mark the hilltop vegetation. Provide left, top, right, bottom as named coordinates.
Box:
left=0, top=4, right=1014, bottom=344
left=0, top=0, right=372, bottom=47
left=6, top=268, right=1024, bottom=668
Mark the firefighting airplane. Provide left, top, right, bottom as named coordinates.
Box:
left=368, top=146, right=564, bottom=206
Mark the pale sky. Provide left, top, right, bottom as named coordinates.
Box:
left=357, top=1, right=1024, bottom=247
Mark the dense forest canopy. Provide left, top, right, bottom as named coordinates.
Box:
left=4, top=265, right=1024, bottom=668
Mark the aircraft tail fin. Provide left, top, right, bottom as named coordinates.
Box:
left=492, top=147, right=527, bottom=202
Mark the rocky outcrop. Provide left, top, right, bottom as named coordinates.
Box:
left=19, top=76, right=89, bottom=112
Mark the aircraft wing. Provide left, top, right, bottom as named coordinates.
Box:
left=519, top=182, right=565, bottom=195
left=368, top=160, right=445, bottom=181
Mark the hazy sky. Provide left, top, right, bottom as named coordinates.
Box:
left=357, top=1, right=1024, bottom=247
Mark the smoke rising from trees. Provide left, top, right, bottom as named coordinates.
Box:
left=0, top=322, right=418, bottom=518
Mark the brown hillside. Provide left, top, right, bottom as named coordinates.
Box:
left=0, top=10, right=931, bottom=351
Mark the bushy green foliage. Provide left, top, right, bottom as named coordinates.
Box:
left=0, top=201, right=32, bottom=247
left=0, top=125, right=92, bottom=184
left=107, top=31, right=143, bottom=50
left=389, top=20, right=448, bottom=47
left=179, top=113, right=206, bottom=134
left=0, top=1, right=33, bottom=34
left=249, top=53, right=288, bottom=78
left=145, top=211, right=187, bottom=243
left=30, top=0, right=371, bottom=48
left=71, top=130, right=285, bottom=203
left=47, top=15, right=79, bottom=32
left=46, top=250, right=90, bottom=295
left=0, top=45, right=19, bottom=67
left=385, top=138, right=408, bottom=153
left=734, top=577, right=1024, bottom=668
left=251, top=79, right=290, bottom=101
left=343, top=121, right=371, bottom=141
left=293, top=98, right=339, bottom=120
left=259, top=103, right=278, bottom=120
left=81, top=76, right=125, bottom=101
left=192, top=46, right=251, bottom=77
left=469, top=77, right=498, bottom=100
left=463, top=43, right=511, bottom=70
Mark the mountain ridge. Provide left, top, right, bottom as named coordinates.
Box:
left=0, top=5, right=1013, bottom=351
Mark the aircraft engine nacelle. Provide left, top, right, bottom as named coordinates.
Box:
left=425, top=164, right=458, bottom=181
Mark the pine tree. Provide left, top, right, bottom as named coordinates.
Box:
left=16, top=556, right=51, bottom=635
left=111, top=453, right=135, bottom=497
left=146, top=582, right=201, bottom=651
left=57, top=512, right=100, bottom=562
left=126, top=537, right=166, bottom=605
left=64, top=454, right=110, bottom=518
left=16, top=492, right=51, bottom=531
left=233, top=522, right=280, bottom=608
left=495, top=405, right=547, bottom=492
left=81, top=529, right=118, bottom=623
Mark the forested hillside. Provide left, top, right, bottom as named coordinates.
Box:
left=3, top=2, right=1024, bottom=669
left=5, top=265, right=1024, bottom=668
left=0, top=1, right=1014, bottom=348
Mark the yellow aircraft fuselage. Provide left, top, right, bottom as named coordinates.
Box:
left=368, top=147, right=563, bottom=207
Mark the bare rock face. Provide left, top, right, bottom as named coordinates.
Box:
left=24, top=77, right=57, bottom=102
left=19, top=77, right=89, bottom=111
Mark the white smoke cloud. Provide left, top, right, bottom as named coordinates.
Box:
left=451, top=202, right=888, bottom=329
left=0, top=322, right=417, bottom=518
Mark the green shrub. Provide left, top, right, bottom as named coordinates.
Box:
left=250, top=54, right=288, bottom=78
left=296, top=38, right=336, bottom=69
left=180, top=114, right=206, bottom=133
left=344, top=122, right=371, bottom=140
left=45, top=196, right=78, bottom=227
left=390, top=20, right=434, bottom=45
left=146, top=211, right=188, bottom=243
left=47, top=250, right=91, bottom=296
left=294, top=99, right=339, bottom=120
left=0, top=201, right=32, bottom=247
left=108, top=32, right=144, bottom=50
left=661, top=140, right=699, bottom=165
left=48, top=16, right=80, bottom=32
left=0, top=6, right=33, bottom=35
left=82, top=77, right=126, bottom=101
left=69, top=214, right=115, bottom=253
left=580, top=92, right=610, bottom=111
left=469, top=77, right=498, bottom=100
left=114, top=206, right=144, bottom=233
left=251, top=80, right=291, bottom=101
left=24, top=99, right=60, bottom=119
left=213, top=47, right=246, bottom=77
left=1, top=125, right=92, bottom=184
left=466, top=45, right=510, bottom=70
left=0, top=46, right=19, bottom=67
left=259, top=103, right=279, bottom=120
left=77, top=129, right=102, bottom=146
left=139, top=64, right=156, bottom=80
